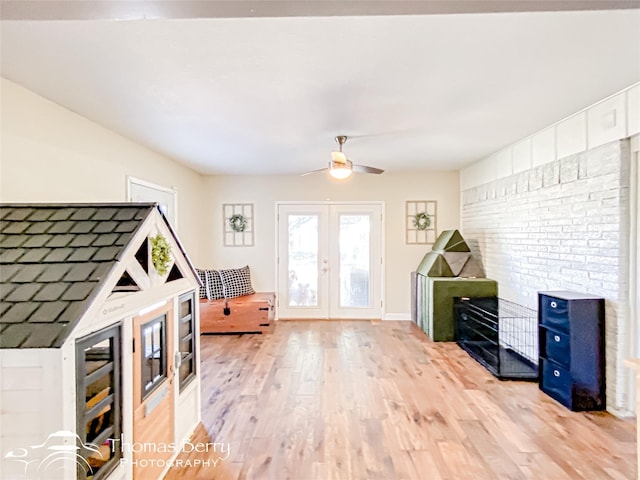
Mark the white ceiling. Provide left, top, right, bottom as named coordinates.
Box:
left=1, top=3, right=639, bottom=175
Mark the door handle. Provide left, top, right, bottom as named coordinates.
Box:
left=168, top=365, right=175, bottom=385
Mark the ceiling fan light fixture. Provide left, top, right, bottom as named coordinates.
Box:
left=331, top=150, right=347, bottom=163
left=329, top=159, right=353, bottom=179
left=302, top=134, right=381, bottom=177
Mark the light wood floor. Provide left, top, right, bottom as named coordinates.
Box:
left=165, top=320, right=636, bottom=480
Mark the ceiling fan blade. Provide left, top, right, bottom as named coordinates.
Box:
left=301, top=167, right=328, bottom=176
left=353, top=164, right=384, bottom=174
left=344, top=128, right=419, bottom=140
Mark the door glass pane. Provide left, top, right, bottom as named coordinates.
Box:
left=152, top=322, right=162, bottom=380
left=142, top=325, right=153, bottom=387
left=288, top=214, right=319, bottom=306
left=339, top=214, right=370, bottom=308
left=141, top=315, right=167, bottom=399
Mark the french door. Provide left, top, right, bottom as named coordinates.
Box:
left=277, top=203, right=383, bottom=319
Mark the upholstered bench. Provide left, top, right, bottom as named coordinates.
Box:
left=199, top=292, right=274, bottom=334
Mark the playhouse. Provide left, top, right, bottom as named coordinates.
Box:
left=0, top=203, right=202, bottom=480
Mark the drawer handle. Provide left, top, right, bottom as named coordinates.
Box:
left=550, top=301, right=557, bottom=308
left=554, top=335, right=561, bottom=342
left=553, top=370, right=560, bottom=377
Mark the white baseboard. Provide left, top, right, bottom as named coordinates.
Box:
left=274, top=314, right=412, bottom=321
left=382, top=313, right=412, bottom=321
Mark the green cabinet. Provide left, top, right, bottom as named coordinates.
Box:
left=417, top=277, right=498, bottom=341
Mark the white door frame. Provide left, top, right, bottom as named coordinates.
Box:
left=127, top=176, right=178, bottom=229
left=275, top=201, right=385, bottom=320
left=627, top=135, right=640, bottom=414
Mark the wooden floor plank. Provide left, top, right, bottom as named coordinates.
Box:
left=165, top=320, right=636, bottom=480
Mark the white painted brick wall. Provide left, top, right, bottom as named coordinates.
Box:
left=461, top=140, right=631, bottom=414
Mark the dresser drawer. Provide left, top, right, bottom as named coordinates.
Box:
left=541, top=359, right=572, bottom=407
left=544, top=329, right=570, bottom=369
left=540, top=296, right=569, bottom=331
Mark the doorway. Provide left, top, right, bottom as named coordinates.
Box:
left=277, top=203, right=383, bottom=319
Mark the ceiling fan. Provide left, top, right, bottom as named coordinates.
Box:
left=302, top=135, right=385, bottom=179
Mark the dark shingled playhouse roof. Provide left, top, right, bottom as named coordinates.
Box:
left=0, top=203, right=162, bottom=349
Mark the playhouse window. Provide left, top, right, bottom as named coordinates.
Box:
left=178, top=292, right=196, bottom=391
left=141, top=314, right=167, bottom=399
left=76, top=324, right=122, bottom=480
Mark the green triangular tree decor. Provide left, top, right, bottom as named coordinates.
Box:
left=431, top=229, right=470, bottom=253
left=443, top=251, right=471, bottom=276
left=416, top=252, right=454, bottom=277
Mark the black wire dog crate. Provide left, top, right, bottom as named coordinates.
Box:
left=454, top=297, right=538, bottom=380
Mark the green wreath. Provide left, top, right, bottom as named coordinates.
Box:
left=412, top=212, right=431, bottom=231
left=229, top=214, right=247, bottom=233
left=150, top=234, right=172, bottom=275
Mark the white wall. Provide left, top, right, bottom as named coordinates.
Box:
left=201, top=172, right=460, bottom=318
left=459, top=83, right=640, bottom=416
left=461, top=140, right=631, bottom=414
left=0, top=78, right=207, bottom=265
left=461, top=83, right=640, bottom=191
left=0, top=78, right=462, bottom=319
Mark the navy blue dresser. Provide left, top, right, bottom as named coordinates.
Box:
left=538, top=291, right=605, bottom=411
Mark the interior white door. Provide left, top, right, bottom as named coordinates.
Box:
left=277, top=203, right=382, bottom=319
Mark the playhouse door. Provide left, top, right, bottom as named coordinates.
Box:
left=132, top=302, right=175, bottom=479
